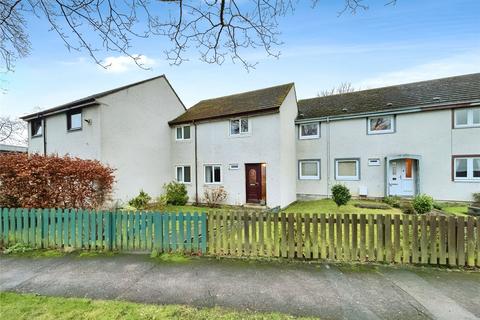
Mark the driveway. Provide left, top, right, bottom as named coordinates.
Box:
left=0, top=254, right=479, bottom=319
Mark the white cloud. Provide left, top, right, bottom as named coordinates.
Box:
left=355, top=50, right=480, bottom=89
left=101, top=54, right=157, bottom=73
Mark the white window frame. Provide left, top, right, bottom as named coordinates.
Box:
left=175, top=165, right=192, bottom=184
left=454, top=108, right=480, bottom=128
left=367, top=115, right=395, bottom=134
left=175, top=125, right=191, bottom=141
left=229, top=117, right=250, bottom=136
left=229, top=164, right=239, bottom=170
left=299, top=122, right=320, bottom=139
left=67, top=109, right=82, bottom=131
left=368, top=158, right=381, bottom=166
left=335, top=159, right=360, bottom=181
left=204, top=164, right=222, bottom=184
left=299, top=160, right=320, bottom=180
left=453, top=157, right=480, bottom=182
left=31, top=119, right=43, bottom=137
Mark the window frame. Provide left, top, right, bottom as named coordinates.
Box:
left=367, top=115, right=395, bottom=135
left=453, top=108, right=480, bottom=128
left=335, top=158, right=361, bottom=181
left=67, top=109, right=82, bottom=131
left=299, top=122, right=320, bottom=140
left=452, top=155, right=480, bottom=182
left=298, top=159, right=321, bottom=180
left=204, top=164, right=222, bottom=184
left=229, top=117, right=250, bottom=136
left=229, top=164, right=240, bottom=170
left=175, top=165, right=192, bottom=184
left=175, top=125, right=191, bottom=141
left=30, top=118, right=43, bottom=138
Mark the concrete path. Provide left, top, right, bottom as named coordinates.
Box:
left=1, top=254, right=479, bottom=319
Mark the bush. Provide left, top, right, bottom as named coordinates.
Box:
left=331, top=184, right=351, bottom=207
left=164, top=181, right=188, bottom=205
left=0, top=153, right=114, bottom=209
left=412, top=194, right=434, bottom=214
left=203, top=186, right=228, bottom=208
left=433, top=201, right=444, bottom=210
left=400, top=202, right=416, bottom=215
left=473, top=193, right=480, bottom=206
left=128, top=190, right=151, bottom=209
left=383, top=196, right=401, bottom=208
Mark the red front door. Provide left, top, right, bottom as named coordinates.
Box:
left=245, top=164, right=262, bottom=203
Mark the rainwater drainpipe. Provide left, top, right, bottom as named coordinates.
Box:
left=194, top=121, right=199, bottom=204
left=326, top=116, right=331, bottom=198
left=42, top=117, right=47, bottom=156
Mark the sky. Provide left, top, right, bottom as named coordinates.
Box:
left=1, top=0, right=479, bottom=117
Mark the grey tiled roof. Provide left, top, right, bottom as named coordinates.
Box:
left=297, top=73, right=480, bottom=119
left=169, top=83, right=294, bottom=125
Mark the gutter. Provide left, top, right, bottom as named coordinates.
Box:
left=20, top=100, right=98, bottom=121
left=295, top=100, right=480, bottom=124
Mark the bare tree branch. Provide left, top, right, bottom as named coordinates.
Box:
left=318, top=82, right=356, bottom=96
left=0, top=116, right=27, bottom=146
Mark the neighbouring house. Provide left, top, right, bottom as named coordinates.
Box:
left=0, top=144, right=27, bottom=153
left=21, top=73, right=480, bottom=207
left=20, top=75, right=186, bottom=202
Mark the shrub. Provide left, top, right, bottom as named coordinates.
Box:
left=473, top=193, right=480, bottom=206
left=0, top=153, right=114, bottom=209
left=433, top=201, right=444, bottom=210
left=164, top=181, right=188, bottom=205
left=400, top=202, right=416, bottom=215
left=383, top=196, right=401, bottom=208
left=203, top=186, right=228, bottom=208
left=128, top=190, right=152, bottom=209
left=412, top=194, right=434, bottom=214
left=331, top=184, right=351, bottom=207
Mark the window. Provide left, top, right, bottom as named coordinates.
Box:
left=453, top=156, right=480, bottom=181
left=299, top=122, right=320, bottom=139
left=31, top=119, right=42, bottom=137
left=176, top=166, right=191, bottom=183
left=335, top=159, right=360, bottom=181
left=367, top=116, right=394, bottom=134
left=67, top=109, right=82, bottom=131
left=454, top=108, right=480, bottom=128
left=299, top=160, right=320, bottom=180
left=230, top=118, right=249, bottom=136
left=368, top=158, right=381, bottom=166
left=205, top=165, right=222, bottom=184
left=229, top=164, right=239, bottom=170
left=176, top=125, right=191, bottom=140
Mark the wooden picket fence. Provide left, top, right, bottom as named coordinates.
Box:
left=207, top=211, right=480, bottom=267
left=0, top=208, right=207, bottom=254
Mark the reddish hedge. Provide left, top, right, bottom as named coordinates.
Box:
left=0, top=153, right=115, bottom=209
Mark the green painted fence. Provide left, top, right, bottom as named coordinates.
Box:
left=0, top=208, right=207, bottom=254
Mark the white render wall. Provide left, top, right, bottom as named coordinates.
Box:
left=296, top=109, right=480, bottom=202
left=170, top=87, right=298, bottom=208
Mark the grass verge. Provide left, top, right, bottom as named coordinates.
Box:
left=0, top=292, right=313, bottom=320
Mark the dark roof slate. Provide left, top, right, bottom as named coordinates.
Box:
left=169, top=83, right=294, bottom=125
left=297, top=73, right=480, bottom=119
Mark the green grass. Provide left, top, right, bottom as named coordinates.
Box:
left=442, top=206, right=469, bottom=216
left=284, top=199, right=402, bottom=215
left=0, top=292, right=312, bottom=320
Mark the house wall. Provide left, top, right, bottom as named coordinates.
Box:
left=99, top=77, right=185, bottom=202
left=27, top=106, right=102, bottom=159
left=296, top=108, right=480, bottom=201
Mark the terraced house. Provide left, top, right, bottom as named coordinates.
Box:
left=21, top=73, right=480, bottom=207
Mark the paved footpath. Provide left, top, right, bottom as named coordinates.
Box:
left=1, top=254, right=479, bottom=319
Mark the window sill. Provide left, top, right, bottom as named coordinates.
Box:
left=67, top=128, right=82, bottom=132
left=299, top=177, right=321, bottom=180
left=31, top=134, right=42, bottom=139
left=299, top=136, right=320, bottom=140
left=453, top=125, right=480, bottom=129
left=367, top=130, right=395, bottom=135
left=453, top=179, right=480, bottom=183
left=335, top=177, right=360, bottom=181
left=204, top=182, right=223, bottom=185
left=175, top=138, right=192, bottom=142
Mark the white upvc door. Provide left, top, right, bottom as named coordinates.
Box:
left=389, top=159, right=415, bottom=197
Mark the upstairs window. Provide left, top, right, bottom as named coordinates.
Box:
left=299, top=122, right=320, bottom=139
left=335, top=159, right=360, bottom=181
left=367, top=116, right=394, bottom=134
left=176, top=166, right=191, bottom=183
left=205, top=164, right=222, bottom=184
left=453, top=156, right=480, bottom=181
left=230, top=118, right=249, bottom=136
left=454, top=108, right=480, bottom=128
left=31, top=119, right=42, bottom=137
left=67, top=109, right=82, bottom=131
left=176, top=125, right=191, bottom=140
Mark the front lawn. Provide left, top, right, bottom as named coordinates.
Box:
left=284, top=199, right=402, bottom=215
left=0, top=292, right=312, bottom=320
left=442, top=205, right=469, bottom=216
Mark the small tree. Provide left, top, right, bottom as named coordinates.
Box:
left=164, top=181, right=188, bottom=205
left=412, top=194, right=434, bottom=214
left=331, top=184, right=351, bottom=207
left=203, top=186, right=228, bottom=208
left=128, top=190, right=152, bottom=210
